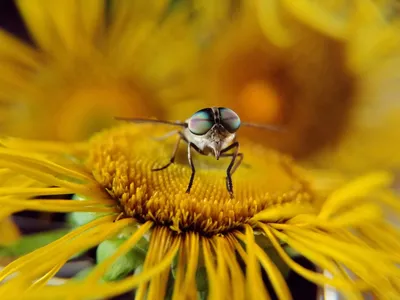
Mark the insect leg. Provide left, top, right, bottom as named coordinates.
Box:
left=113, top=211, right=125, bottom=223
left=220, top=152, right=243, bottom=175
left=220, top=142, right=240, bottom=197
left=219, top=141, right=238, bottom=153
left=152, top=133, right=182, bottom=171
left=186, top=142, right=201, bottom=193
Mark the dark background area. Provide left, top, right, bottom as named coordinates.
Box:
left=0, top=0, right=31, bottom=42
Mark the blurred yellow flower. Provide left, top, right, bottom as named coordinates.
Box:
left=0, top=0, right=205, bottom=141
left=0, top=1, right=399, bottom=299
left=0, top=124, right=399, bottom=299
left=374, top=0, right=400, bottom=20
left=2, top=0, right=398, bottom=175
left=170, top=0, right=400, bottom=173
left=0, top=171, right=42, bottom=245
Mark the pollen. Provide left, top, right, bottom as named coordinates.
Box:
left=88, top=124, right=313, bottom=235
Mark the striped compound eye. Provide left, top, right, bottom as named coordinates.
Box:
left=219, top=107, right=241, bottom=133
left=188, top=108, right=214, bottom=135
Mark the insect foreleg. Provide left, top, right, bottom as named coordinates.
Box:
left=186, top=142, right=201, bottom=193
left=152, top=133, right=183, bottom=171
left=220, top=142, right=242, bottom=197
left=220, top=152, right=243, bottom=176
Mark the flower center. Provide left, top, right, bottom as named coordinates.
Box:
left=200, top=23, right=356, bottom=159
left=88, top=124, right=313, bottom=235
left=238, top=80, right=282, bottom=124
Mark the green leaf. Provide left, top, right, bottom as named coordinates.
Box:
left=171, top=255, right=208, bottom=294
left=283, top=245, right=302, bottom=258
left=116, top=225, right=149, bottom=253
left=96, top=238, right=146, bottom=281
left=198, top=291, right=208, bottom=300
left=74, top=267, right=96, bottom=281
left=196, top=266, right=208, bottom=292
left=67, top=194, right=111, bottom=228
left=67, top=211, right=110, bottom=228
left=0, top=229, right=70, bottom=257
left=263, top=246, right=292, bottom=279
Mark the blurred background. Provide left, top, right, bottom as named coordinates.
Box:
left=1, top=1, right=399, bottom=299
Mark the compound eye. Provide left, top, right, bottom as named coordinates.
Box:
left=219, top=107, right=241, bottom=133
left=188, top=108, right=214, bottom=135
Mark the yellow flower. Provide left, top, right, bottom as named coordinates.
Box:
left=170, top=0, right=400, bottom=173
left=0, top=172, right=40, bottom=245
left=0, top=218, right=19, bottom=246
left=0, top=0, right=203, bottom=141
left=0, top=124, right=399, bottom=299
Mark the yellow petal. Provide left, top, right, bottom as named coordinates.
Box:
left=107, top=0, right=169, bottom=65
left=0, top=218, right=20, bottom=246
left=17, top=0, right=104, bottom=55
left=281, top=0, right=349, bottom=40
left=0, top=30, right=41, bottom=69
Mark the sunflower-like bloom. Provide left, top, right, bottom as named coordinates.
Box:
left=0, top=124, right=399, bottom=299
left=0, top=0, right=209, bottom=141
left=172, top=0, right=400, bottom=173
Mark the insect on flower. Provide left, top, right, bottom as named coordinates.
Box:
left=116, top=107, right=282, bottom=197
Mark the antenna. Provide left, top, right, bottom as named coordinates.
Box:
left=114, top=117, right=188, bottom=128
left=241, top=122, right=284, bottom=132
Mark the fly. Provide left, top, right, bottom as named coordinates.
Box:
left=116, top=107, right=282, bottom=198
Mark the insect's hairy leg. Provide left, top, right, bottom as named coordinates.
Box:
left=220, top=142, right=241, bottom=197
left=185, top=142, right=201, bottom=193
left=220, top=152, right=243, bottom=175
left=152, top=132, right=184, bottom=171
left=220, top=141, right=244, bottom=174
